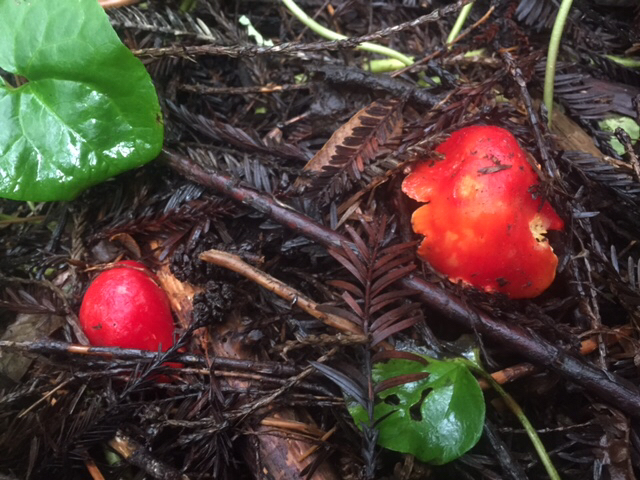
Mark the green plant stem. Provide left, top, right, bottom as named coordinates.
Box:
left=281, top=0, right=413, bottom=67
left=605, top=55, right=640, bottom=69
left=367, top=58, right=407, bottom=73
left=544, top=0, right=574, bottom=126
left=446, top=2, right=474, bottom=45
left=462, top=360, right=561, bottom=480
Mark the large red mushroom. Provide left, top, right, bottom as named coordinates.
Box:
left=402, top=126, right=563, bottom=299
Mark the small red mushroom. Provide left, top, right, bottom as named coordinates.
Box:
left=402, top=126, right=563, bottom=299
left=79, top=261, right=175, bottom=351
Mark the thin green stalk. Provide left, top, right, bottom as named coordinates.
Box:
left=367, top=58, right=407, bottom=73
left=281, top=0, right=414, bottom=67
left=461, top=360, right=561, bottom=480
left=605, top=55, right=640, bottom=69
left=446, top=2, right=474, bottom=45
left=544, top=0, right=574, bottom=126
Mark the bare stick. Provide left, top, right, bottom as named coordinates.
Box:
left=200, top=249, right=362, bottom=335
left=84, top=458, right=106, bottom=480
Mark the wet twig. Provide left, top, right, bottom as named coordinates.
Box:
left=0, top=339, right=298, bottom=376
left=199, top=249, right=362, bottom=335
left=108, top=431, right=189, bottom=480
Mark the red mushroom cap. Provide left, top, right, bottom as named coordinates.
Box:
left=402, top=126, right=564, bottom=299
left=79, top=261, right=175, bottom=351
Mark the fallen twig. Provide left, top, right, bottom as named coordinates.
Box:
left=199, top=249, right=362, bottom=335
left=108, top=431, right=190, bottom=480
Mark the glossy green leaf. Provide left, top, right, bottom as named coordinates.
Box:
left=348, top=355, right=485, bottom=465
left=0, top=0, right=163, bottom=201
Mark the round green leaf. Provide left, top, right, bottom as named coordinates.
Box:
left=348, top=355, right=485, bottom=465
left=0, top=0, right=163, bottom=201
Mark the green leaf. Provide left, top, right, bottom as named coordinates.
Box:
left=0, top=0, right=163, bottom=202
left=348, top=355, right=485, bottom=465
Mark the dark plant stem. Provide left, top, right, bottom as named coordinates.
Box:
left=164, top=149, right=640, bottom=418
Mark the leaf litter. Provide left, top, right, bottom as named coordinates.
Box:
left=1, top=1, right=640, bottom=479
